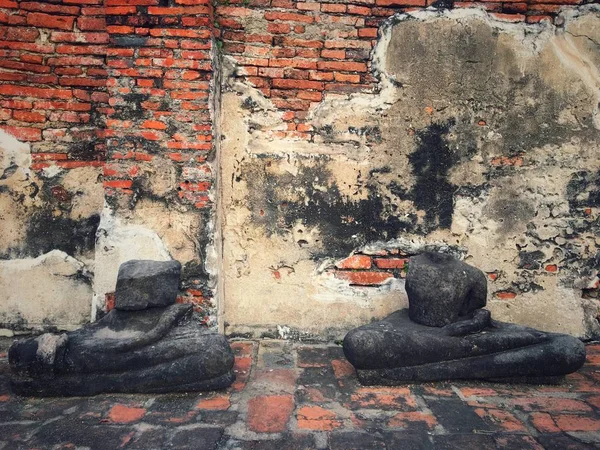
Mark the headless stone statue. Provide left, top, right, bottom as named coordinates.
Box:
left=9, top=260, right=235, bottom=396
left=343, top=252, right=586, bottom=385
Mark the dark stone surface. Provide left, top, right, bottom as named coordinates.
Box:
left=9, top=303, right=235, bottom=396
left=343, top=253, right=586, bottom=384
left=115, top=259, right=181, bottom=310
left=406, top=252, right=487, bottom=327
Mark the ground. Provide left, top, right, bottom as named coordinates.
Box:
left=1, top=340, right=600, bottom=449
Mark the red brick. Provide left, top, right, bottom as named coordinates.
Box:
left=104, top=180, right=133, bottom=189
left=512, top=397, right=592, bottom=412
left=555, top=415, right=600, bottom=432
left=77, top=17, right=106, bottom=31
left=348, top=5, right=371, bottom=15
left=331, top=359, right=355, bottom=379
left=13, top=110, right=45, bottom=123
left=297, top=2, right=320, bottom=11
left=51, top=32, right=108, bottom=44
left=350, top=387, right=418, bottom=410
left=335, top=255, right=372, bottom=270
left=495, top=290, right=517, bottom=299
left=196, top=396, right=231, bottom=410
left=374, top=258, right=408, bottom=269
left=1, top=125, right=42, bottom=141
left=317, top=61, right=367, bottom=72
left=141, top=120, right=167, bottom=130
left=107, top=404, right=146, bottom=423
left=267, top=23, right=291, bottom=34
left=27, top=12, right=75, bottom=30
left=310, top=71, right=334, bottom=81
left=247, top=395, right=294, bottom=433
left=1, top=26, right=39, bottom=41
left=322, top=49, right=345, bottom=59
left=297, top=406, right=342, bottom=431
left=359, top=28, right=378, bottom=38
left=388, top=412, right=437, bottom=429
left=21, top=1, right=81, bottom=14
left=474, top=408, right=527, bottom=432
left=322, top=4, right=347, bottom=12
left=530, top=412, right=561, bottom=432
left=334, top=270, right=393, bottom=286
left=376, top=0, right=425, bottom=5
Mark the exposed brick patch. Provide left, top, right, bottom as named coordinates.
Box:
left=333, top=270, right=394, bottom=286
left=107, top=404, right=146, bottom=424
left=335, top=255, right=372, bottom=270
left=530, top=412, right=561, bottom=433
left=388, top=411, right=437, bottom=429
left=331, top=359, right=355, bottom=379
left=196, top=396, right=231, bottom=410
left=554, top=414, right=600, bottom=432
left=511, top=397, right=592, bottom=413
left=349, top=387, right=418, bottom=411
left=474, top=408, right=527, bottom=432
left=247, top=395, right=295, bottom=433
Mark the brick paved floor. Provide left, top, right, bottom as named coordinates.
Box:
left=1, top=340, right=599, bottom=449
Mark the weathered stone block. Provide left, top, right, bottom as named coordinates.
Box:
left=114, top=259, right=181, bottom=310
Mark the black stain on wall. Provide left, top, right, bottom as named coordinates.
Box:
left=24, top=212, right=100, bottom=258
left=408, top=120, right=460, bottom=231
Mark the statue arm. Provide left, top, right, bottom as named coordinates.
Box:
left=444, top=309, right=491, bottom=336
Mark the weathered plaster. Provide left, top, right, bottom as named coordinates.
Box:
left=220, top=7, right=600, bottom=339
left=0, top=130, right=102, bottom=331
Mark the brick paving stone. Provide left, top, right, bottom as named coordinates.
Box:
left=251, top=368, right=297, bottom=393
left=297, top=345, right=344, bottom=368
left=169, top=425, right=224, bottom=449
left=297, top=405, right=343, bottom=431
left=473, top=407, right=528, bottom=432
left=387, top=411, right=438, bottom=430
left=231, top=341, right=255, bottom=357
left=331, top=358, right=355, bottom=379
left=424, top=399, right=493, bottom=433
left=232, top=432, right=317, bottom=450
left=536, top=433, right=598, bottom=450
left=328, top=430, right=386, bottom=449
left=530, top=411, right=562, bottom=432
left=25, top=419, right=136, bottom=449
left=196, top=395, right=231, bottom=410
left=494, top=435, right=545, bottom=450
left=348, top=386, right=418, bottom=411
left=258, top=340, right=295, bottom=368
left=382, top=431, right=433, bottom=449
left=1, top=340, right=600, bottom=449
left=554, top=414, right=600, bottom=432
left=106, top=403, right=146, bottom=423
left=247, top=394, right=295, bottom=433
left=432, top=433, right=498, bottom=450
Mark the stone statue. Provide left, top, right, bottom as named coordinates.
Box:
left=343, top=252, right=586, bottom=385
left=9, top=260, right=235, bottom=396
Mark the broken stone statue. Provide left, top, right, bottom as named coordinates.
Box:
left=9, top=260, right=235, bottom=396
left=343, top=252, right=586, bottom=385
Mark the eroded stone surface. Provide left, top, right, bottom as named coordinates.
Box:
left=115, top=260, right=181, bottom=310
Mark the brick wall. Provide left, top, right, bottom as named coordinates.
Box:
left=215, top=0, right=582, bottom=139
left=0, top=0, right=107, bottom=170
